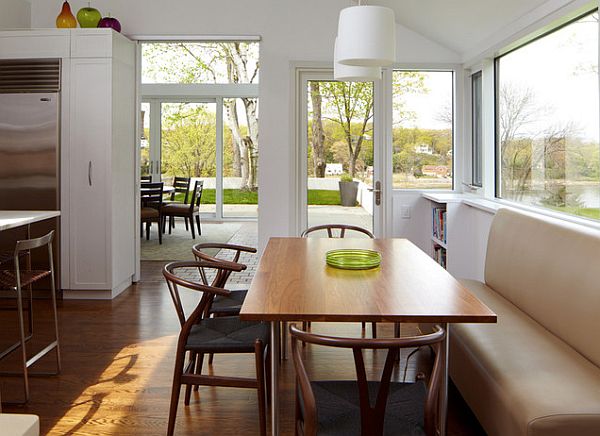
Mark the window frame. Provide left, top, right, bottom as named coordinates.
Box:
left=493, top=8, right=599, bottom=220
left=471, top=70, right=483, bottom=188
left=391, top=68, right=456, bottom=191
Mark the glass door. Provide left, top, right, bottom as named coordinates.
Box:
left=160, top=101, right=218, bottom=216
left=298, top=70, right=388, bottom=237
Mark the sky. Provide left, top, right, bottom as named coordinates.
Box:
left=393, top=71, right=453, bottom=130
left=499, top=13, right=599, bottom=142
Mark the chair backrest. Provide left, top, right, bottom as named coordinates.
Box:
left=162, top=260, right=245, bottom=328
left=14, top=230, right=54, bottom=253
left=301, top=224, right=374, bottom=239
left=289, top=324, right=446, bottom=436
left=140, top=175, right=152, bottom=183
left=190, top=180, right=204, bottom=209
left=141, top=182, right=164, bottom=210
left=171, top=176, right=191, bottom=203
left=192, top=242, right=256, bottom=286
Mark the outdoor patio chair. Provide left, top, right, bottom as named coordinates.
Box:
left=161, top=180, right=203, bottom=239
left=141, top=182, right=165, bottom=244
left=164, top=176, right=191, bottom=231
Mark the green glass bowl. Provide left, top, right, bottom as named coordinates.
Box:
left=325, top=249, right=381, bottom=270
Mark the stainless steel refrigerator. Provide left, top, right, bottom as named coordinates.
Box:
left=0, top=59, right=61, bottom=291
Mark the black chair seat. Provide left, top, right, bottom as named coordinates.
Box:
left=162, top=203, right=199, bottom=215
left=210, top=290, right=248, bottom=315
left=309, top=380, right=427, bottom=436
left=141, top=207, right=159, bottom=219
left=185, top=316, right=269, bottom=353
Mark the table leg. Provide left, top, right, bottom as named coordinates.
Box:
left=270, top=321, right=280, bottom=436
left=281, top=322, right=287, bottom=360
left=439, top=323, right=449, bottom=436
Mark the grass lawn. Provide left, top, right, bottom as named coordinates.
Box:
left=549, top=205, right=600, bottom=220
left=174, top=189, right=342, bottom=205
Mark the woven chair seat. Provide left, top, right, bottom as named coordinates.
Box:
left=185, top=316, right=269, bottom=353
left=306, top=380, right=427, bottom=436
left=0, top=270, right=51, bottom=290
left=209, top=290, right=248, bottom=315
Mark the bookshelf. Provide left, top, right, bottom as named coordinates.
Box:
left=422, top=193, right=464, bottom=270
left=431, top=204, right=447, bottom=268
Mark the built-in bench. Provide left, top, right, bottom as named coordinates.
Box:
left=0, top=413, right=39, bottom=436
left=450, top=208, right=600, bottom=436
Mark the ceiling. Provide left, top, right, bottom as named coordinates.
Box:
left=371, top=0, right=553, bottom=55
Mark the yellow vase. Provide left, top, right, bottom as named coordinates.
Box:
left=56, top=1, right=77, bottom=28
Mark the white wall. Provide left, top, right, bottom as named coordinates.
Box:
left=28, top=0, right=460, bottom=250
left=0, top=0, right=30, bottom=29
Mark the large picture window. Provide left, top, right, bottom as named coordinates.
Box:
left=496, top=11, right=599, bottom=219
left=392, top=70, right=454, bottom=190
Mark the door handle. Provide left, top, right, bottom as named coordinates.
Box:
left=88, top=161, right=92, bottom=186
left=150, top=160, right=153, bottom=173
left=368, top=181, right=382, bottom=206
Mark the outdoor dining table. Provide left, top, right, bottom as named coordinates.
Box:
left=240, top=237, right=497, bottom=436
left=140, top=184, right=175, bottom=195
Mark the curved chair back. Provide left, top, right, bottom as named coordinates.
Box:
left=192, top=242, right=256, bottom=286
left=289, top=324, right=446, bottom=436
left=301, top=224, right=374, bottom=239
left=162, top=260, right=245, bottom=328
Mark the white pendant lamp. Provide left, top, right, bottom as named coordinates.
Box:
left=334, top=38, right=381, bottom=82
left=336, top=4, right=396, bottom=67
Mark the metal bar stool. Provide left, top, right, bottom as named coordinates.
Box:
left=0, top=230, right=61, bottom=404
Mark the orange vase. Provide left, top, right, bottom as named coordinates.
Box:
left=56, top=1, right=77, bottom=28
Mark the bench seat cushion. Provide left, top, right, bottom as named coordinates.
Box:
left=0, top=414, right=39, bottom=436
left=451, top=278, right=600, bottom=436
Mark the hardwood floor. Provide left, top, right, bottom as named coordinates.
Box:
left=0, top=262, right=485, bottom=435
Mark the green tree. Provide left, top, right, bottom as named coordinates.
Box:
left=143, top=42, right=259, bottom=189
left=161, top=104, right=216, bottom=177
left=319, top=81, right=374, bottom=177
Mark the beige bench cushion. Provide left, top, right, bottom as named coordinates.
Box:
left=0, top=414, right=39, bottom=436
left=484, top=208, right=600, bottom=367
left=451, top=279, right=600, bottom=436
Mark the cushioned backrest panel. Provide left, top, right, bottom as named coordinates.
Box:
left=485, top=208, right=600, bottom=367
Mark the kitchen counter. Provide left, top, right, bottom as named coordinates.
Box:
left=0, top=211, right=60, bottom=231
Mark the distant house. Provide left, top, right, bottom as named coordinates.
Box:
left=422, top=165, right=450, bottom=177
left=415, top=144, right=434, bottom=154
left=325, top=163, right=343, bottom=175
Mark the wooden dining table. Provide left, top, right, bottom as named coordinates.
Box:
left=240, top=237, right=497, bottom=436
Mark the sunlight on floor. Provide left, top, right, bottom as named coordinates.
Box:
left=48, top=335, right=175, bottom=435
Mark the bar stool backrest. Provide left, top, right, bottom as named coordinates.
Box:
left=14, top=231, right=54, bottom=253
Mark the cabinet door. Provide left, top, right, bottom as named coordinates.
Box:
left=68, top=58, right=112, bottom=289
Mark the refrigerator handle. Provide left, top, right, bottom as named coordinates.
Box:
left=88, top=161, right=92, bottom=186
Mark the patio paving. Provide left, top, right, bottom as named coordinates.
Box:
left=140, top=205, right=372, bottom=285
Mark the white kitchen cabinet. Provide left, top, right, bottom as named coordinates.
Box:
left=68, top=30, right=136, bottom=297
left=0, top=29, right=136, bottom=298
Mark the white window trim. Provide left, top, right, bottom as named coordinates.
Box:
left=389, top=63, right=464, bottom=193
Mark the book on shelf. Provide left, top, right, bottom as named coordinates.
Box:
left=433, top=245, right=447, bottom=268
left=432, top=207, right=447, bottom=244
